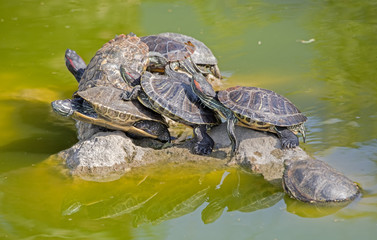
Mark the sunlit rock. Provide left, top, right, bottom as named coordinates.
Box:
left=57, top=122, right=311, bottom=183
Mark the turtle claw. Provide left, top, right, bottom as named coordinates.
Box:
left=193, top=143, right=213, bottom=155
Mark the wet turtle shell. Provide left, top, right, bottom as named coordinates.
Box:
left=140, top=70, right=219, bottom=126
left=52, top=86, right=169, bottom=141
left=157, top=32, right=221, bottom=78
left=217, top=86, right=307, bottom=133
left=78, top=34, right=149, bottom=92
left=283, top=159, right=360, bottom=203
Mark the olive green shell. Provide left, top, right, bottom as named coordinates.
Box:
left=78, top=34, right=149, bottom=92
left=140, top=71, right=220, bottom=126
left=283, top=159, right=360, bottom=203
left=218, top=86, right=307, bottom=128
left=76, top=86, right=167, bottom=126
left=140, top=35, right=195, bottom=62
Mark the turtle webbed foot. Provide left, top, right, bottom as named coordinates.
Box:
left=276, top=127, right=299, bottom=149
left=193, top=125, right=214, bottom=155
left=193, top=142, right=213, bottom=155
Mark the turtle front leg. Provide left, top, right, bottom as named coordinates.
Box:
left=226, top=115, right=239, bottom=153
left=133, top=120, right=171, bottom=143
left=275, top=126, right=299, bottom=148
left=120, top=86, right=141, bottom=101
left=193, top=125, right=214, bottom=155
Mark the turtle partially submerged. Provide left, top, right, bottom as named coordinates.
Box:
left=52, top=34, right=170, bottom=142
left=157, top=32, right=221, bottom=79
left=283, top=159, right=360, bottom=203
left=120, top=65, right=220, bottom=155
left=52, top=86, right=170, bottom=142
left=191, top=74, right=307, bottom=152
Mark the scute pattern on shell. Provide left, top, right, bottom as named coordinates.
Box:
left=218, top=86, right=307, bottom=126
left=283, top=159, right=360, bottom=203
left=140, top=71, right=220, bottom=126
left=158, top=32, right=218, bottom=65
left=140, top=35, right=195, bottom=62
left=78, top=86, right=167, bottom=125
left=78, top=34, right=149, bottom=92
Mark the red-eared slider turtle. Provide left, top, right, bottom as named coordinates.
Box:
left=158, top=32, right=221, bottom=79
left=140, top=34, right=199, bottom=75
left=78, top=34, right=149, bottom=92
left=120, top=65, right=220, bottom=155
left=52, top=86, right=170, bottom=142
left=283, top=159, right=360, bottom=203
left=52, top=43, right=170, bottom=142
left=190, top=75, right=307, bottom=152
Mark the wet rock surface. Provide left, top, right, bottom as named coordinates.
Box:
left=57, top=122, right=311, bottom=182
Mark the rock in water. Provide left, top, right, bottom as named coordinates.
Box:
left=282, top=159, right=360, bottom=203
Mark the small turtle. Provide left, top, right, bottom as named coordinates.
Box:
left=283, top=159, right=360, bottom=203
left=191, top=74, right=307, bottom=152
left=157, top=32, right=221, bottom=79
left=120, top=65, right=220, bottom=155
left=140, top=34, right=199, bottom=75
left=78, top=33, right=149, bottom=92
left=51, top=86, right=170, bottom=142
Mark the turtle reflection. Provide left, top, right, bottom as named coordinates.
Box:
left=61, top=167, right=283, bottom=225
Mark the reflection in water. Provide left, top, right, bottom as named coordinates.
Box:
left=284, top=196, right=352, bottom=218
left=0, top=160, right=286, bottom=237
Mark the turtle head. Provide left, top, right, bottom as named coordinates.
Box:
left=120, top=65, right=141, bottom=87
left=191, top=73, right=216, bottom=100
left=51, top=99, right=74, bottom=117
left=298, top=124, right=306, bottom=143
left=290, top=124, right=306, bottom=143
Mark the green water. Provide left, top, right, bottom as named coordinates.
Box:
left=1, top=0, right=377, bottom=239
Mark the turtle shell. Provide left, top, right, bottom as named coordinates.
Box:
left=218, top=86, right=307, bottom=127
left=77, top=86, right=167, bottom=126
left=78, top=34, right=149, bottom=92
left=140, top=71, right=220, bottom=126
left=140, top=35, right=195, bottom=62
left=158, top=32, right=218, bottom=65
left=283, top=159, right=360, bottom=203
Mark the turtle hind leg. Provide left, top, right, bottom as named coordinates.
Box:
left=275, top=126, right=299, bottom=148
left=193, top=125, right=214, bottom=155
left=133, top=120, right=171, bottom=143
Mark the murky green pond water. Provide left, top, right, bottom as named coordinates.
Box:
left=1, top=0, right=377, bottom=239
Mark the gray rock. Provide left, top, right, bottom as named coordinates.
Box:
left=209, top=124, right=311, bottom=182
left=57, top=122, right=311, bottom=182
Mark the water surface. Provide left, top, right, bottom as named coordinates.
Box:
left=0, top=0, right=377, bottom=239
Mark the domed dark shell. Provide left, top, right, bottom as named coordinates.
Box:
left=282, top=159, right=360, bottom=203
left=218, top=86, right=307, bottom=127
left=78, top=34, right=149, bottom=92
left=141, top=71, right=219, bottom=126
left=157, top=32, right=218, bottom=65
left=140, top=35, right=195, bottom=62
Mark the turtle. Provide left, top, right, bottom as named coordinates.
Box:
left=190, top=74, right=307, bottom=152
left=77, top=33, right=149, bottom=92
left=157, top=32, right=221, bottom=79
left=139, top=34, right=199, bottom=75
left=120, top=64, right=220, bottom=155
left=52, top=38, right=170, bottom=142
left=51, top=86, right=170, bottom=142
left=282, top=159, right=360, bottom=203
